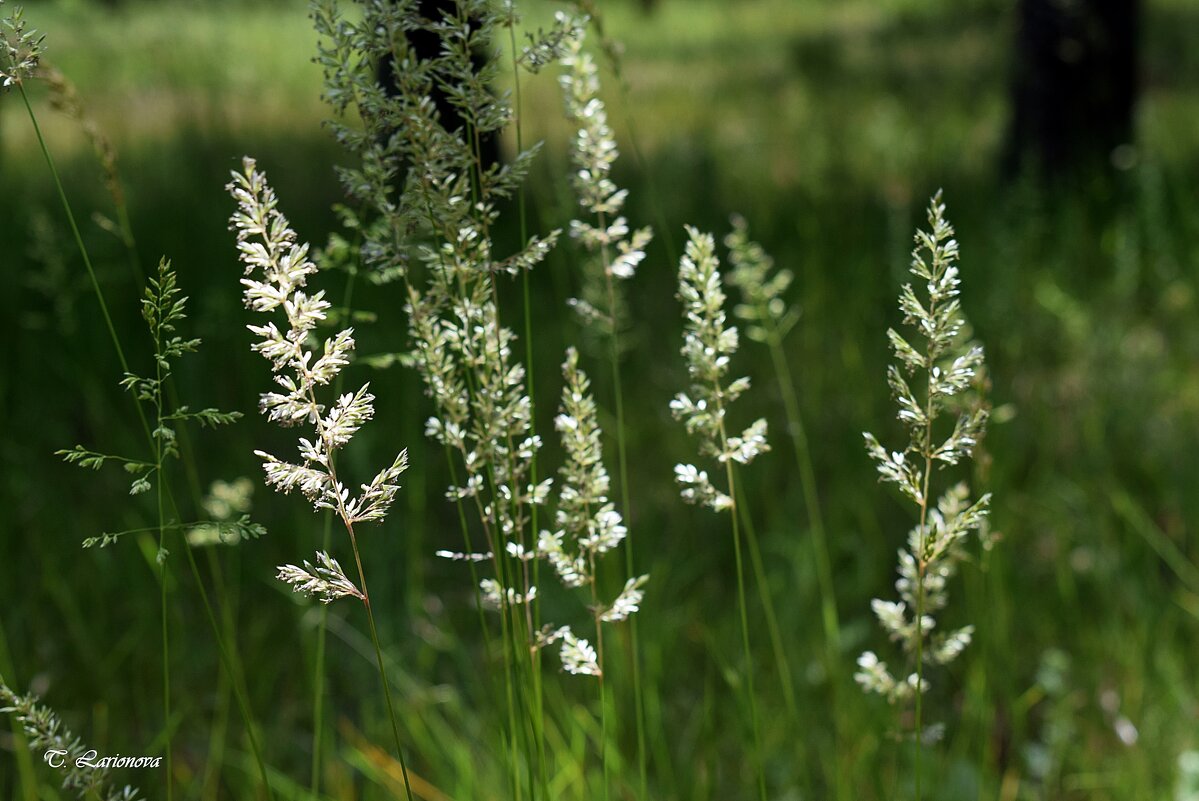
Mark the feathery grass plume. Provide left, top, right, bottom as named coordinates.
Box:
left=560, top=18, right=652, bottom=336
left=530, top=347, right=646, bottom=801
left=0, top=2, right=42, bottom=90
left=314, top=1, right=562, bottom=590
left=0, top=678, right=143, bottom=801
left=856, top=192, right=991, bottom=798
left=671, top=226, right=769, bottom=801
left=228, top=156, right=416, bottom=800
left=559, top=14, right=656, bottom=795
left=311, top=4, right=638, bottom=795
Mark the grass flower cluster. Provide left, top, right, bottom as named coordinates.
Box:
left=671, top=225, right=770, bottom=800
left=560, top=20, right=652, bottom=335
left=856, top=192, right=992, bottom=797
left=1, top=3, right=1037, bottom=800
left=229, top=155, right=417, bottom=799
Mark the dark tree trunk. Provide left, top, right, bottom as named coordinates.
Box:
left=1003, top=0, right=1139, bottom=178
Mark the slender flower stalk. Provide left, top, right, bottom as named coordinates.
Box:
left=57, top=260, right=246, bottom=799
left=535, top=347, right=648, bottom=800
left=724, top=217, right=848, bottom=796
left=856, top=193, right=992, bottom=800
left=559, top=20, right=654, bottom=797
left=9, top=7, right=272, bottom=796
left=228, top=157, right=416, bottom=801
left=670, top=227, right=769, bottom=801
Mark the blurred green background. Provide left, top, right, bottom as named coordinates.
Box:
left=1, top=0, right=1198, bottom=799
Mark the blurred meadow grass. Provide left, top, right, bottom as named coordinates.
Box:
left=1, top=0, right=1198, bottom=799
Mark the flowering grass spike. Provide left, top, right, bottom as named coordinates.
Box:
left=856, top=192, right=993, bottom=798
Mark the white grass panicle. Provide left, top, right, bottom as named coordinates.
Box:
left=560, top=17, right=652, bottom=334
left=228, top=155, right=416, bottom=798
left=229, top=156, right=408, bottom=570
left=671, top=225, right=769, bottom=801
left=0, top=678, right=143, bottom=801
left=536, top=347, right=648, bottom=676
left=0, top=1, right=42, bottom=90
left=855, top=192, right=991, bottom=754
left=671, top=226, right=769, bottom=509
left=314, top=0, right=562, bottom=613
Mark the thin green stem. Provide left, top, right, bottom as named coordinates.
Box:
left=766, top=338, right=839, bottom=654
left=765, top=336, right=847, bottom=798
left=310, top=516, right=331, bottom=799
left=345, top=521, right=416, bottom=801
left=588, top=550, right=609, bottom=801
left=153, top=325, right=173, bottom=801
left=180, top=536, right=273, bottom=798
left=19, top=83, right=129, bottom=376
left=19, top=82, right=274, bottom=796
left=734, top=483, right=797, bottom=719
left=715, top=411, right=766, bottom=801
left=593, top=196, right=647, bottom=798
left=311, top=236, right=361, bottom=799
left=914, top=304, right=939, bottom=801
left=505, top=15, right=549, bottom=791
left=508, top=16, right=550, bottom=789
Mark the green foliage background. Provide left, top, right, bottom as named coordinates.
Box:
left=1, top=0, right=1198, bottom=798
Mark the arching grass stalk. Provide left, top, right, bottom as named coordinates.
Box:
left=670, top=228, right=770, bottom=801
left=855, top=193, right=993, bottom=800
left=230, top=159, right=415, bottom=801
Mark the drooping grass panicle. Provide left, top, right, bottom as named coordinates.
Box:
left=856, top=193, right=993, bottom=801
left=0, top=679, right=143, bottom=801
